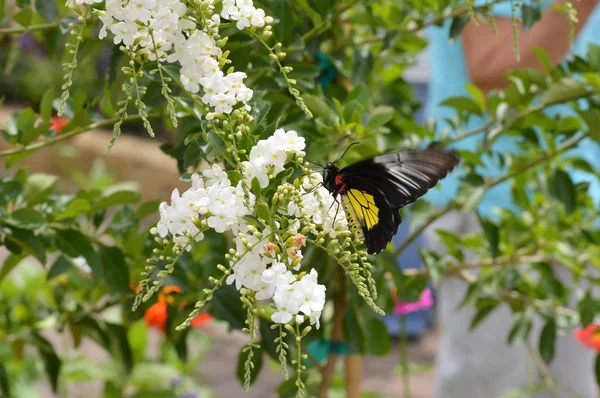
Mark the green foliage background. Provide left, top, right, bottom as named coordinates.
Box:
left=1, top=0, right=600, bottom=396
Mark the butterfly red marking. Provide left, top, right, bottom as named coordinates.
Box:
left=335, top=174, right=346, bottom=193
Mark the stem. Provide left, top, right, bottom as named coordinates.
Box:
left=399, top=315, right=411, bottom=398
left=0, top=21, right=59, bottom=35
left=344, top=354, right=362, bottom=398
left=0, top=112, right=162, bottom=158
left=526, top=341, right=559, bottom=398
left=318, top=266, right=347, bottom=398
left=446, top=91, right=595, bottom=148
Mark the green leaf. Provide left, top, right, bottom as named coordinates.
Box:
left=99, top=246, right=130, bottom=294
left=40, top=88, right=56, bottom=123
left=0, top=364, right=10, bottom=398
left=419, top=248, right=443, bottom=286
left=579, top=108, right=600, bottom=141
left=539, top=319, right=556, bottom=364
left=366, top=106, right=394, bottom=129
left=0, top=253, right=25, bottom=282
left=137, top=200, right=161, bottom=220
left=34, top=0, right=57, bottom=21
left=521, top=4, right=541, bottom=30
left=106, top=323, right=134, bottom=373
left=206, top=132, right=225, bottom=152
left=6, top=228, right=46, bottom=264
left=465, top=84, right=486, bottom=112
left=542, top=77, right=588, bottom=106
left=301, top=94, right=335, bottom=121
left=47, top=255, right=72, bottom=280
left=343, top=308, right=366, bottom=354
left=211, top=284, right=246, bottom=330
left=533, top=47, right=553, bottom=73
left=55, top=198, right=91, bottom=220
left=461, top=186, right=485, bottom=213
left=21, top=122, right=51, bottom=146
left=578, top=291, right=596, bottom=327
left=12, top=5, right=33, bottom=27
left=346, top=84, right=372, bottom=109
left=23, top=173, right=58, bottom=205
left=470, top=299, right=499, bottom=330
left=478, top=215, right=500, bottom=258
left=3, top=208, right=46, bottom=230
left=441, top=96, right=483, bottom=115
left=56, top=229, right=102, bottom=276
left=5, top=150, right=35, bottom=169
left=507, top=311, right=533, bottom=345
left=365, top=317, right=391, bottom=355
left=236, top=345, right=263, bottom=387
left=91, top=190, right=141, bottom=212
left=550, top=169, right=576, bottom=214
left=127, top=320, right=148, bottom=364
left=255, top=203, right=270, bottom=221
left=449, top=16, right=469, bottom=40
left=588, top=43, right=600, bottom=71
left=595, top=354, right=600, bottom=389
left=32, top=333, right=61, bottom=392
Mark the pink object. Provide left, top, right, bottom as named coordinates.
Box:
left=394, top=288, right=434, bottom=315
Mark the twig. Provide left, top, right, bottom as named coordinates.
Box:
left=0, top=21, right=59, bottom=35
left=403, top=253, right=547, bottom=277
left=526, top=341, right=560, bottom=398
left=0, top=112, right=162, bottom=157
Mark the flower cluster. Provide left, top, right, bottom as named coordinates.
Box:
left=155, top=165, right=255, bottom=247
left=151, top=128, right=337, bottom=329
left=86, top=0, right=271, bottom=114
left=222, top=0, right=270, bottom=30
left=242, top=129, right=306, bottom=188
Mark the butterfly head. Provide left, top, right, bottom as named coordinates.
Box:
left=322, top=162, right=341, bottom=194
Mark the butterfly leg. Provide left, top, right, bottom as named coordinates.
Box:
left=302, top=182, right=323, bottom=196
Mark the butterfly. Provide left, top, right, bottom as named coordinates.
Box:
left=322, top=148, right=460, bottom=254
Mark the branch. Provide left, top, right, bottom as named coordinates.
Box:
left=394, top=131, right=591, bottom=258
left=526, top=341, right=560, bottom=398
left=403, top=253, right=548, bottom=277
left=0, top=112, right=162, bottom=157
left=458, top=270, right=579, bottom=319
left=0, top=21, right=59, bottom=35
left=446, top=91, right=595, bottom=148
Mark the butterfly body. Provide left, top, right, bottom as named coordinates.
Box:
left=322, top=150, right=459, bottom=254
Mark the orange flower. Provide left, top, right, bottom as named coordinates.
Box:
left=50, top=116, right=70, bottom=135
left=143, top=285, right=212, bottom=332
left=574, top=324, right=600, bottom=350
left=144, top=301, right=169, bottom=332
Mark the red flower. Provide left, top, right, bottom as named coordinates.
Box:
left=50, top=116, right=70, bottom=135
left=143, top=285, right=212, bottom=332
left=574, top=324, right=600, bottom=350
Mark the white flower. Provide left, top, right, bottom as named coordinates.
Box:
left=110, top=22, right=137, bottom=46
left=295, top=270, right=326, bottom=316
left=126, top=0, right=157, bottom=23
left=261, top=262, right=295, bottom=288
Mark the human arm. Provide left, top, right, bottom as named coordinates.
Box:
left=463, top=0, right=599, bottom=92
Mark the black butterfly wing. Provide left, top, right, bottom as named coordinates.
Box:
left=340, top=150, right=459, bottom=208
left=341, top=187, right=401, bottom=254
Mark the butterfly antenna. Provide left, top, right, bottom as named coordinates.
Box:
left=304, top=157, right=323, bottom=168
left=332, top=141, right=360, bottom=164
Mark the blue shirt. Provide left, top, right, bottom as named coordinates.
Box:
left=424, top=0, right=600, bottom=217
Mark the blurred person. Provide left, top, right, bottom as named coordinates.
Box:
left=424, top=1, right=600, bottom=397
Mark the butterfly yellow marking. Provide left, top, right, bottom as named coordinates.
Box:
left=341, top=189, right=380, bottom=240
